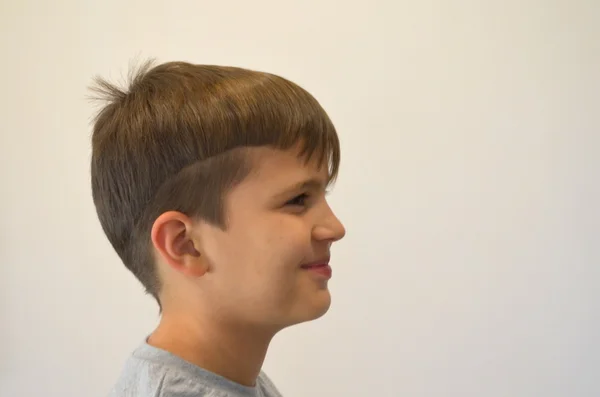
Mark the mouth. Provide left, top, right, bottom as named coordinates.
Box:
left=301, top=258, right=332, bottom=279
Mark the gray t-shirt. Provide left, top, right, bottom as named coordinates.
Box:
left=109, top=342, right=283, bottom=397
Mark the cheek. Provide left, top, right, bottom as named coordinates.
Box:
left=239, top=217, right=309, bottom=289
left=210, top=214, right=313, bottom=306
left=257, top=216, right=309, bottom=267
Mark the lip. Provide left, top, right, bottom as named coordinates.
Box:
left=303, top=264, right=332, bottom=279
left=301, top=257, right=332, bottom=279
left=301, top=257, right=330, bottom=268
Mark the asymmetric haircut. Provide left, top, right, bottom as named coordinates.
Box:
left=89, top=60, right=340, bottom=306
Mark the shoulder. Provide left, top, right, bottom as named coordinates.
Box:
left=257, top=372, right=284, bottom=397
left=109, top=342, right=284, bottom=397
left=108, top=355, right=168, bottom=396
left=108, top=356, right=213, bottom=397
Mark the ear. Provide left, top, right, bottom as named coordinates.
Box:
left=150, top=211, right=207, bottom=277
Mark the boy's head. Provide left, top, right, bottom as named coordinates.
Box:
left=90, top=61, right=345, bottom=329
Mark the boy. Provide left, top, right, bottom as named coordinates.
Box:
left=90, top=60, right=346, bottom=397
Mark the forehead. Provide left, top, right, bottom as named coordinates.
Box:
left=240, top=146, right=329, bottom=191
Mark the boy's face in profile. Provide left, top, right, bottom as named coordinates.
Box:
left=190, top=145, right=346, bottom=329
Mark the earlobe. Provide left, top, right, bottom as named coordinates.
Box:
left=151, top=211, right=207, bottom=277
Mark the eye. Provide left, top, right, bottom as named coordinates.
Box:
left=286, top=193, right=309, bottom=207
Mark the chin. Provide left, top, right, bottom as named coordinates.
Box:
left=293, top=289, right=332, bottom=325
left=311, top=292, right=332, bottom=320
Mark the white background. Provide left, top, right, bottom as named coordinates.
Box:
left=1, top=1, right=599, bottom=396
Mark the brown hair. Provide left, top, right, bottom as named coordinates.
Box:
left=89, top=60, right=340, bottom=306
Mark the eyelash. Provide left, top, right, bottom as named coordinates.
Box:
left=285, top=190, right=330, bottom=208
left=286, top=193, right=310, bottom=207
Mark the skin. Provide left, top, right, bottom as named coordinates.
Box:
left=147, top=145, right=346, bottom=387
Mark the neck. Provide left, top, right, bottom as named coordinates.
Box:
left=147, top=310, right=275, bottom=387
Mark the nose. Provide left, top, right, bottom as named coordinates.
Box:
left=312, top=205, right=346, bottom=243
